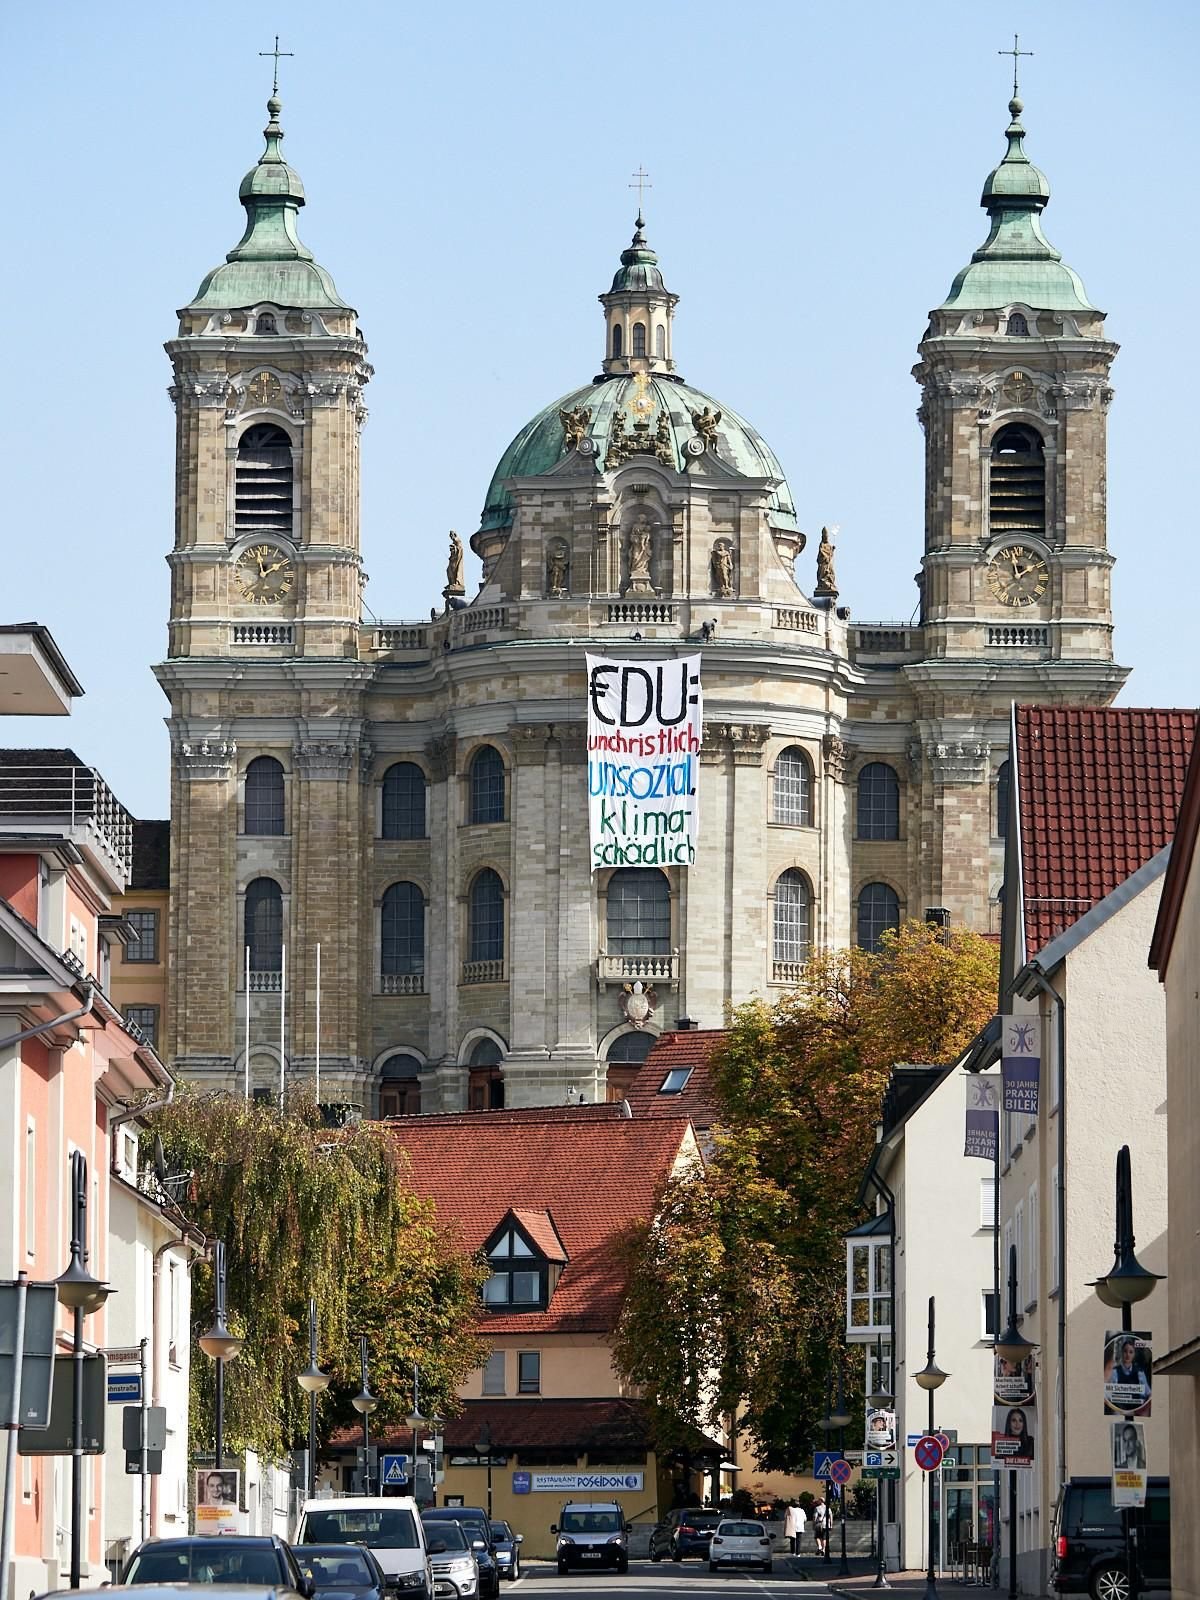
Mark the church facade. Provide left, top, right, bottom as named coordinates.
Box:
left=158, top=87, right=1125, bottom=1112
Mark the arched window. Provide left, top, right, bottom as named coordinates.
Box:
left=606, top=869, right=670, bottom=955
left=382, top=762, right=426, bottom=839
left=857, top=882, right=901, bottom=953
left=857, top=762, right=901, bottom=840
left=381, top=882, right=424, bottom=978
left=606, top=1030, right=654, bottom=1102
left=244, top=878, right=283, bottom=974
left=244, top=756, right=285, bottom=836
left=468, top=870, right=505, bottom=964
left=235, top=423, right=293, bottom=537
left=255, top=312, right=278, bottom=335
left=654, top=324, right=666, bottom=358
left=773, top=746, right=813, bottom=826
left=989, top=423, right=1045, bottom=536
left=469, top=746, right=506, bottom=824
left=380, top=1054, right=421, bottom=1118
left=1006, top=311, right=1029, bottom=336
left=632, top=322, right=647, bottom=358
left=772, top=870, right=811, bottom=972
left=469, top=1037, right=504, bottom=1110
left=996, top=759, right=1012, bottom=839
left=611, top=324, right=623, bottom=359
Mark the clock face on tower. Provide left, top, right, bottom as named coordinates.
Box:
left=235, top=544, right=295, bottom=604
left=986, top=545, right=1049, bottom=608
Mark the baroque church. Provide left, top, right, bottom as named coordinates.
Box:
left=159, top=84, right=1125, bottom=1113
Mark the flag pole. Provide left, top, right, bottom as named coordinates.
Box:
left=279, top=942, right=287, bottom=1109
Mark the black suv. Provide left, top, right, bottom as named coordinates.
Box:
left=648, top=1509, right=721, bottom=1562
left=1051, top=1476, right=1170, bottom=1600
left=122, top=1535, right=313, bottom=1594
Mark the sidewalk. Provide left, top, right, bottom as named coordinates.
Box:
left=816, top=1556, right=999, bottom=1597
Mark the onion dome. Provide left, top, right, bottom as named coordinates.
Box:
left=608, top=212, right=666, bottom=293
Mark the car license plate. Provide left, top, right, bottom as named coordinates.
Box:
left=582, top=1552, right=603, bottom=1560
left=733, top=1553, right=754, bottom=1561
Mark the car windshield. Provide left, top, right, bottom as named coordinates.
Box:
left=301, top=1509, right=420, bottom=1550
left=303, top=1551, right=375, bottom=1586
left=679, top=1513, right=720, bottom=1526
left=125, top=1544, right=283, bottom=1584
left=720, top=1523, right=764, bottom=1537
left=425, top=1523, right=470, bottom=1552
left=490, top=1525, right=511, bottom=1542
left=561, top=1511, right=622, bottom=1534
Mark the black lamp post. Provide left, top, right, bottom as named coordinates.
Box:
left=1087, top=1147, right=1163, bottom=1600
left=405, top=1363, right=425, bottom=1501
left=868, top=1335, right=894, bottom=1589
left=995, top=1244, right=1038, bottom=1600
left=197, top=1240, right=243, bottom=1471
left=913, top=1297, right=948, bottom=1600
left=296, top=1297, right=331, bottom=1497
left=819, top=1373, right=851, bottom=1568
left=476, top=1421, right=494, bottom=1520
left=55, top=1150, right=112, bottom=1589
left=351, top=1336, right=378, bottom=1493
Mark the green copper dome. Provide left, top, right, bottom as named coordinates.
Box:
left=480, top=374, right=798, bottom=533
left=941, top=97, right=1094, bottom=314
left=608, top=213, right=666, bottom=293
left=188, top=95, right=350, bottom=313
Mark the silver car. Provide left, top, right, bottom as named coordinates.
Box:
left=423, top=1521, right=479, bottom=1600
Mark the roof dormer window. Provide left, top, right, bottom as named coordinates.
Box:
left=482, top=1210, right=567, bottom=1313
left=659, top=1066, right=693, bottom=1095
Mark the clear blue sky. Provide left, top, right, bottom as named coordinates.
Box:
left=2, top=1, right=1194, bottom=817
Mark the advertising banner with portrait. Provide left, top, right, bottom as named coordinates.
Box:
left=586, top=655, right=702, bottom=872
left=1111, top=1419, right=1148, bottom=1507
left=992, top=1349, right=1035, bottom=1469
left=865, top=1407, right=897, bottom=1451
left=964, top=1074, right=999, bottom=1161
left=1104, top=1330, right=1152, bottom=1417
left=195, top=1468, right=240, bottom=1534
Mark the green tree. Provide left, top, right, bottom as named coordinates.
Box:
left=613, top=921, right=998, bottom=1469
left=146, top=1089, right=487, bottom=1462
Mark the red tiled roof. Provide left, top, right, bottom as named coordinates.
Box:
left=388, top=1115, right=694, bottom=1335
left=625, top=1030, right=722, bottom=1127
left=511, top=1209, right=568, bottom=1262
left=1150, top=718, right=1200, bottom=977
left=1016, top=706, right=1196, bottom=958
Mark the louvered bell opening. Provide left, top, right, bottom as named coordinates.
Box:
left=989, top=423, right=1045, bottom=535
left=236, top=424, right=294, bottom=536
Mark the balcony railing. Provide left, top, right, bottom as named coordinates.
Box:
left=248, top=969, right=283, bottom=993
left=987, top=625, right=1049, bottom=648
left=461, top=959, right=505, bottom=985
left=596, top=952, right=679, bottom=988
left=605, top=602, right=676, bottom=626
left=773, top=607, right=820, bottom=634
left=771, top=959, right=807, bottom=986
left=370, top=623, right=429, bottom=653
left=0, top=761, right=133, bottom=878
left=380, top=973, right=425, bottom=996
left=232, top=623, right=294, bottom=647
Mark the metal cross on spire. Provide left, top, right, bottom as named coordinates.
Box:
left=629, top=165, right=653, bottom=213
left=259, top=34, right=294, bottom=96
left=998, top=33, right=1033, bottom=99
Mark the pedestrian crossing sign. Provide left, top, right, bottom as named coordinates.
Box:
left=381, top=1454, right=410, bottom=1486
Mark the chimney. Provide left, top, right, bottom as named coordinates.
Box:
left=925, top=906, right=951, bottom=942
left=675, top=1016, right=698, bottom=1031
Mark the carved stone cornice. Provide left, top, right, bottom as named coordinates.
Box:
left=699, top=724, right=726, bottom=768
left=176, top=739, right=237, bottom=781
left=169, top=376, right=229, bottom=412
left=822, top=733, right=850, bottom=781
left=513, top=723, right=553, bottom=766
left=926, top=737, right=989, bottom=785
left=555, top=722, right=586, bottom=762
left=730, top=724, right=769, bottom=767
left=425, top=734, right=456, bottom=783
left=293, top=740, right=358, bottom=779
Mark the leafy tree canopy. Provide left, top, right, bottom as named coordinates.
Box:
left=613, top=921, right=998, bottom=1470
left=146, top=1089, right=487, bottom=1462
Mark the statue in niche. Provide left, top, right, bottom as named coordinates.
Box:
left=814, top=525, right=838, bottom=598
left=547, top=540, right=569, bottom=597
left=559, top=404, right=592, bottom=452
left=690, top=405, right=722, bottom=447
left=445, top=530, right=465, bottom=596
left=711, top=540, right=734, bottom=598
left=627, top=519, right=656, bottom=595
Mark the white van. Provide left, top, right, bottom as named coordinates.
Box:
left=295, top=1497, right=431, bottom=1600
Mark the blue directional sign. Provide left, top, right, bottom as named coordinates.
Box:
left=813, top=1451, right=844, bottom=1480
left=108, top=1372, right=142, bottom=1404
left=381, top=1454, right=410, bottom=1487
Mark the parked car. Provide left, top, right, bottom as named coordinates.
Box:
left=1051, top=1476, right=1170, bottom=1600
left=488, top=1522, right=523, bottom=1582
left=709, top=1519, right=773, bottom=1574
left=420, top=1520, right=479, bottom=1600
left=648, top=1508, right=721, bottom=1562
left=298, top=1545, right=390, bottom=1600
left=421, top=1510, right=498, bottom=1600
left=45, top=1588, right=302, bottom=1600
left=550, top=1502, right=630, bottom=1574
left=121, top=1535, right=313, bottom=1594
left=295, top=1497, right=431, bottom=1600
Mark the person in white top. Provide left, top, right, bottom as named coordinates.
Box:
left=783, top=1501, right=807, bottom=1555
left=813, top=1499, right=830, bottom=1556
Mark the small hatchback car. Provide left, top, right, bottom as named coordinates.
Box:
left=709, top=1519, right=773, bottom=1574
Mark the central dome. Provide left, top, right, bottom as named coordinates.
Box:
left=480, top=373, right=799, bottom=534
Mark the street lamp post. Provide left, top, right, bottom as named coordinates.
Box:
left=868, top=1334, right=894, bottom=1589
left=1087, top=1146, right=1163, bottom=1600
left=405, top=1364, right=425, bottom=1502
left=352, top=1337, right=378, bottom=1493
left=914, top=1297, right=948, bottom=1600
left=55, top=1151, right=112, bottom=1589
left=819, top=1374, right=851, bottom=1568
left=995, top=1244, right=1038, bottom=1600
left=197, top=1241, right=243, bottom=1470
left=296, top=1297, right=331, bottom=1497
left=475, top=1421, right=494, bottom=1520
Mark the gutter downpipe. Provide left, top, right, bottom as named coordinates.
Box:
left=0, top=986, right=95, bottom=1052
left=1016, top=963, right=1068, bottom=1521
left=148, top=1233, right=209, bottom=1534
left=863, top=1162, right=898, bottom=1572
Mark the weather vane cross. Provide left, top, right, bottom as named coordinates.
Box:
left=998, top=33, right=1033, bottom=98
left=259, top=34, right=294, bottom=96
left=629, top=165, right=652, bottom=212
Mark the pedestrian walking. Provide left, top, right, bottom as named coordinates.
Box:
left=783, top=1500, right=807, bottom=1555
left=813, top=1498, right=830, bottom=1557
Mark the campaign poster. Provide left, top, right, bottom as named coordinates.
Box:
left=992, top=1404, right=1036, bottom=1469
left=964, top=1074, right=999, bottom=1160
left=994, top=1350, right=1037, bottom=1408
left=1111, top=1420, right=1148, bottom=1508
left=195, top=1468, right=240, bottom=1534
left=1104, top=1330, right=1152, bottom=1418
left=865, top=1407, right=896, bottom=1450
left=1001, top=1015, right=1040, bottom=1116
left=586, top=655, right=702, bottom=872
